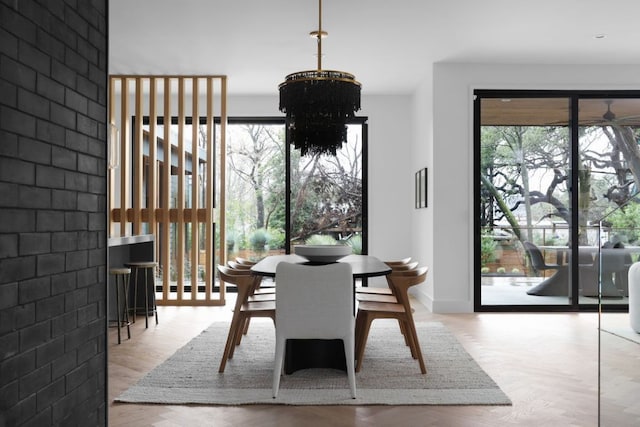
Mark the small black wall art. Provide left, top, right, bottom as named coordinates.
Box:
left=415, top=168, right=427, bottom=208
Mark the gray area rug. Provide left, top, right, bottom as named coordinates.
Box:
left=115, top=319, right=511, bottom=406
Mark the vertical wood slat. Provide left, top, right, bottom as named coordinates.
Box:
left=219, top=77, right=227, bottom=274
left=177, top=77, right=186, bottom=301
left=119, top=78, right=130, bottom=236
left=149, top=78, right=158, bottom=268
left=205, top=78, right=214, bottom=300
left=191, top=78, right=199, bottom=301
left=133, top=77, right=144, bottom=235
left=108, top=78, right=117, bottom=237
left=161, top=78, right=171, bottom=302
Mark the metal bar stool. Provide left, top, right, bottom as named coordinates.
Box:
left=125, top=261, right=159, bottom=328
left=109, top=267, right=132, bottom=344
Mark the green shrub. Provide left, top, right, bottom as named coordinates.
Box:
left=226, top=231, right=237, bottom=253
left=480, top=233, right=497, bottom=266
left=606, top=202, right=640, bottom=244
left=267, top=228, right=285, bottom=250
left=249, top=228, right=269, bottom=252
left=346, top=235, right=362, bottom=254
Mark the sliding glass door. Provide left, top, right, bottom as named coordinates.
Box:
left=475, top=91, right=640, bottom=311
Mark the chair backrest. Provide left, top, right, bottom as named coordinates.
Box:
left=217, top=264, right=255, bottom=310
left=228, top=260, right=252, bottom=270
left=384, top=257, right=412, bottom=266
left=275, top=262, right=354, bottom=340
left=220, top=263, right=263, bottom=295
left=523, top=241, right=546, bottom=271
left=386, top=266, right=428, bottom=309
left=388, top=261, right=419, bottom=271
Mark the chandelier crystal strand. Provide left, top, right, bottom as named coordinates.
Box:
left=279, top=0, right=361, bottom=156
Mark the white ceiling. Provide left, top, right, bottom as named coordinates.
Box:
left=109, top=0, right=640, bottom=96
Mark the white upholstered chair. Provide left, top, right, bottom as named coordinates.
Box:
left=272, top=262, right=356, bottom=399
left=628, top=262, right=640, bottom=333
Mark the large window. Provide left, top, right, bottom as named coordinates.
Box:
left=225, top=118, right=368, bottom=262
left=475, top=91, right=640, bottom=311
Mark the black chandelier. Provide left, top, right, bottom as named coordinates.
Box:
left=279, top=0, right=361, bottom=156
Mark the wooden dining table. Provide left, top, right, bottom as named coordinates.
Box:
left=250, top=253, right=392, bottom=279
left=250, top=253, right=392, bottom=373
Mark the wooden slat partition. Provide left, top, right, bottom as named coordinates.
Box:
left=108, top=75, right=227, bottom=306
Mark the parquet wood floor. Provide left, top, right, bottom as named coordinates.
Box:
left=107, top=297, right=639, bottom=426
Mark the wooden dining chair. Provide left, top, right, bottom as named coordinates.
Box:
left=224, top=263, right=274, bottom=298
left=217, top=265, right=276, bottom=373
left=272, top=262, right=356, bottom=398
left=236, top=256, right=279, bottom=291
left=222, top=263, right=274, bottom=343
left=356, top=266, right=421, bottom=304
left=355, top=258, right=414, bottom=297
left=228, top=259, right=275, bottom=295
left=355, top=266, right=428, bottom=374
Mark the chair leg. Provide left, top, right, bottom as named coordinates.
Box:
left=115, top=274, right=121, bottom=344
left=343, top=336, right=357, bottom=399
left=390, top=316, right=419, bottom=361
left=354, top=310, right=365, bottom=359
left=219, top=312, right=242, bottom=372
left=123, top=273, right=131, bottom=340
left=397, top=319, right=412, bottom=348
left=404, top=319, right=427, bottom=374
left=229, top=313, right=249, bottom=358
left=143, top=268, right=149, bottom=329
left=235, top=317, right=251, bottom=347
left=272, top=335, right=286, bottom=398
left=355, top=313, right=374, bottom=373
left=242, top=316, right=251, bottom=336
left=355, top=310, right=370, bottom=362
left=151, top=268, right=158, bottom=325
left=398, top=319, right=417, bottom=358
left=131, top=268, right=138, bottom=324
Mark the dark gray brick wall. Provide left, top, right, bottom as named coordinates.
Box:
left=0, top=0, right=108, bottom=425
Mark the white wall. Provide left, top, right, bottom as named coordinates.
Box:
left=412, top=63, right=640, bottom=313
left=227, top=94, right=414, bottom=285
left=408, top=73, right=434, bottom=308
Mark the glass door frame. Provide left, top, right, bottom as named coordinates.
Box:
left=474, top=89, right=640, bottom=312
